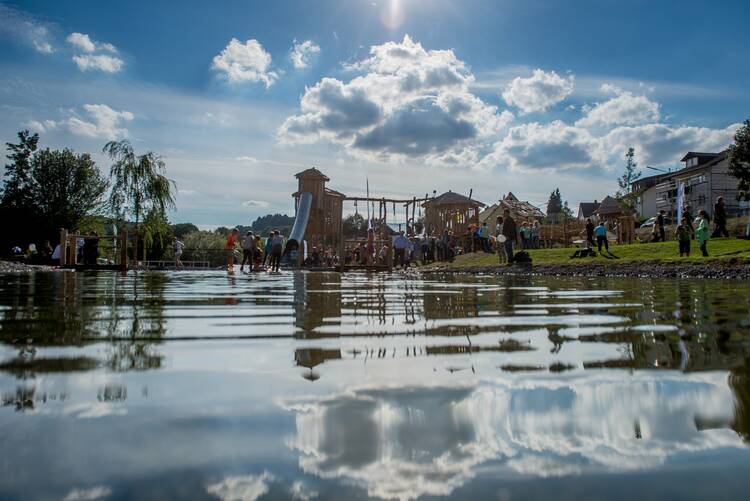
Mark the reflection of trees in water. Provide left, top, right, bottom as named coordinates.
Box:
left=0, top=271, right=169, bottom=373
left=729, top=359, right=750, bottom=443
left=97, top=384, right=127, bottom=402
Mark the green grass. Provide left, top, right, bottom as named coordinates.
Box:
left=424, top=237, right=750, bottom=269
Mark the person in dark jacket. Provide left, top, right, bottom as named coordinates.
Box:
left=585, top=218, right=595, bottom=248
left=656, top=210, right=666, bottom=242
left=712, top=196, right=729, bottom=238
left=501, top=209, right=518, bottom=264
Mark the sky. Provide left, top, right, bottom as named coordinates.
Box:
left=1, top=0, right=748, bottom=228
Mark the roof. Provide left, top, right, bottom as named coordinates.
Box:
left=577, top=202, right=600, bottom=218
left=324, top=187, right=346, bottom=198
left=479, top=195, right=545, bottom=223
left=423, top=190, right=485, bottom=207
left=595, top=196, right=623, bottom=215
left=295, top=167, right=329, bottom=181
left=680, top=151, right=720, bottom=162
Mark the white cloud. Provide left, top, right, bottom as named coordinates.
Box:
left=483, top=121, right=597, bottom=172
left=279, top=35, right=513, bottom=164
left=62, top=485, right=112, bottom=501
left=67, top=32, right=118, bottom=53
left=206, top=472, right=274, bottom=501
left=211, top=38, right=278, bottom=87
left=72, top=54, right=124, bottom=73
left=602, top=123, right=740, bottom=166
left=290, top=39, right=321, bottom=69
left=67, top=104, right=134, bottom=140
left=241, top=200, right=270, bottom=208
left=501, top=69, right=574, bottom=114
left=0, top=4, right=54, bottom=53
left=290, top=481, right=318, bottom=501
left=576, top=90, right=660, bottom=128
left=235, top=156, right=259, bottom=163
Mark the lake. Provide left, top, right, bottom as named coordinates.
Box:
left=1, top=270, right=749, bottom=500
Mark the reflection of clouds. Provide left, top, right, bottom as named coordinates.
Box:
left=282, top=376, right=742, bottom=500
left=62, top=402, right=127, bottom=419
left=62, top=485, right=112, bottom=500
left=206, top=471, right=273, bottom=501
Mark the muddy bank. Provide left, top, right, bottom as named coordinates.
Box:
left=0, top=260, right=59, bottom=273
left=422, top=259, right=750, bottom=280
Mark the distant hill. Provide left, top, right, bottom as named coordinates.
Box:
left=250, top=213, right=295, bottom=237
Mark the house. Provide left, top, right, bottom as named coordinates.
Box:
left=479, top=192, right=545, bottom=224
left=631, top=150, right=741, bottom=218
left=595, top=196, right=624, bottom=222
left=577, top=200, right=600, bottom=221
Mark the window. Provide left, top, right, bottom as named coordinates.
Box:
left=686, top=157, right=699, bottom=168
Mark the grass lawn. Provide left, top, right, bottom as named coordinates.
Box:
left=425, top=237, right=750, bottom=269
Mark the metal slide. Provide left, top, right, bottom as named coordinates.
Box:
left=281, top=191, right=312, bottom=264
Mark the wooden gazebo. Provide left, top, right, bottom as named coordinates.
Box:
left=422, top=191, right=485, bottom=236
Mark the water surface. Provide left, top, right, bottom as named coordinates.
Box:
left=1, top=271, right=749, bottom=500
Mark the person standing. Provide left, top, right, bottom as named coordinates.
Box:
left=393, top=230, right=410, bottom=268
left=656, top=210, right=666, bottom=242
left=531, top=221, right=540, bottom=249
left=712, top=196, right=729, bottom=238
left=585, top=218, right=595, bottom=248
left=225, top=228, right=239, bottom=272
left=676, top=218, right=691, bottom=257
left=595, top=221, right=609, bottom=253
left=480, top=222, right=491, bottom=252
left=270, top=230, right=284, bottom=271
left=240, top=231, right=254, bottom=272
left=683, top=202, right=694, bottom=239
left=696, top=209, right=710, bottom=256
left=264, top=232, right=274, bottom=266
left=501, top=209, right=517, bottom=264
left=172, top=237, right=184, bottom=269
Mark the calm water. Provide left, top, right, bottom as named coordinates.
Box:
left=1, top=270, right=749, bottom=500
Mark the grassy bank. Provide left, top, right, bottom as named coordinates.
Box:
left=424, top=237, right=750, bottom=270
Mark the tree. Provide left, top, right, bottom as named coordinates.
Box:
left=561, top=200, right=575, bottom=222
left=31, top=148, right=108, bottom=240
left=546, top=189, right=563, bottom=223
left=342, top=213, right=366, bottom=238
left=616, top=148, right=641, bottom=195
left=1, top=130, right=39, bottom=211
left=171, top=222, right=199, bottom=239
left=728, top=119, right=750, bottom=193
left=103, top=140, right=176, bottom=226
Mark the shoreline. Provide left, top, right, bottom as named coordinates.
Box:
left=420, top=259, right=750, bottom=280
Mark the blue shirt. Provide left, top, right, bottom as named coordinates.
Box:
left=594, top=225, right=607, bottom=237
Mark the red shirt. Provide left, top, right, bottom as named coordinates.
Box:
left=225, top=233, right=237, bottom=250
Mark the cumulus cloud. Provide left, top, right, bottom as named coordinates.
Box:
left=502, top=69, right=574, bottom=113
left=211, top=38, right=278, bottom=87
left=576, top=90, right=660, bottom=128
left=67, top=104, right=134, bottom=140
left=242, top=200, right=270, bottom=208
left=66, top=32, right=123, bottom=72
left=0, top=4, right=54, bottom=53
left=483, top=121, right=597, bottom=172
left=205, top=472, right=274, bottom=501
left=290, top=39, right=320, bottom=69
left=72, top=54, right=123, bottom=73
left=24, top=119, right=58, bottom=133
left=279, top=35, right=513, bottom=163
left=602, top=123, right=740, bottom=166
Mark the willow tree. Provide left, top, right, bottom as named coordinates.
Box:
left=103, top=140, right=176, bottom=259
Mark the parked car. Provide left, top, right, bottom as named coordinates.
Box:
left=636, top=216, right=674, bottom=241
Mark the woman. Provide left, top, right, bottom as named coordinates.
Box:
left=531, top=221, right=540, bottom=249
left=695, top=209, right=710, bottom=257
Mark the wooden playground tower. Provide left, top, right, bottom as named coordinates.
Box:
left=292, top=168, right=481, bottom=270
left=58, top=228, right=135, bottom=271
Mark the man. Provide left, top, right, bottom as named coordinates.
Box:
left=712, top=196, right=729, bottom=238
left=240, top=231, right=254, bottom=272
left=481, top=222, right=491, bottom=252
left=595, top=221, right=609, bottom=253
left=501, top=209, right=518, bottom=264
left=656, top=210, right=666, bottom=242
left=585, top=218, right=595, bottom=248
left=683, top=202, right=694, bottom=239
left=270, top=230, right=284, bottom=271
left=393, top=230, right=410, bottom=268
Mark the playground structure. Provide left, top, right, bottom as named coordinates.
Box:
left=288, top=168, right=481, bottom=271
left=58, top=228, right=133, bottom=271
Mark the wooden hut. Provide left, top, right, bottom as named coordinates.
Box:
left=293, top=168, right=345, bottom=247
left=422, top=191, right=484, bottom=236
left=595, top=196, right=624, bottom=223
left=479, top=192, right=545, bottom=225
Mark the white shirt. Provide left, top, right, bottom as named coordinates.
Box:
left=173, top=240, right=184, bottom=254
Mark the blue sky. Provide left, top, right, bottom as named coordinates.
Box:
left=1, top=0, right=748, bottom=227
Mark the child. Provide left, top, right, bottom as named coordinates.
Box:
left=172, top=237, right=184, bottom=268
left=225, top=228, right=239, bottom=272
left=676, top=217, right=691, bottom=257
